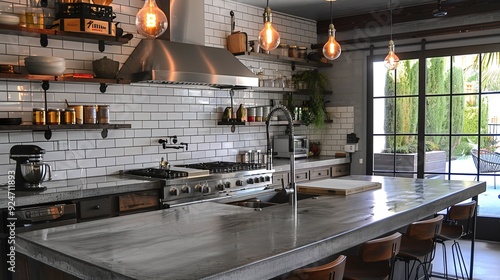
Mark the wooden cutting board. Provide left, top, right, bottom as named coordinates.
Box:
left=227, top=31, right=247, bottom=55
left=297, top=179, right=382, bottom=196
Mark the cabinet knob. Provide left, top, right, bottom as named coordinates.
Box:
left=94, top=205, right=100, bottom=210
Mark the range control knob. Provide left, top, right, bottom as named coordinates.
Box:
left=195, top=184, right=204, bottom=192
left=247, top=178, right=254, bottom=184
left=181, top=186, right=191, bottom=194
left=202, top=186, right=211, bottom=193
left=236, top=180, right=244, bottom=186
left=224, top=182, right=231, bottom=188
left=260, top=177, right=265, bottom=182
left=216, top=183, right=225, bottom=191
left=169, top=187, right=179, bottom=196
left=265, top=176, right=271, bottom=182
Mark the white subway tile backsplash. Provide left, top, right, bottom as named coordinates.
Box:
left=0, top=0, right=350, bottom=179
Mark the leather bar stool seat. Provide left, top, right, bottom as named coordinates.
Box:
left=286, top=254, right=347, bottom=280
left=343, top=232, right=402, bottom=280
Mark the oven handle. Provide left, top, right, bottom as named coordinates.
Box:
left=162, top=196, right=232, bottom=208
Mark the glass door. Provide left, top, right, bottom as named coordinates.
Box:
left=370, top=51, right=500, bottom=223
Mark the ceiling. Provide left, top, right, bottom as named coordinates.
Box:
left=231, top=0, right=500, bottom=40
left=232, top=0, right=436, bottom=21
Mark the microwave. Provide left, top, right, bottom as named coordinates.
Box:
left=273, top=135, right=309, bottom=158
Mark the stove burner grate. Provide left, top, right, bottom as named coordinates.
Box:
left=178, top=161, right=264, bottom=174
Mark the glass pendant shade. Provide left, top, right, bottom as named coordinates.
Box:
left=323, top=24, right=341, bottom=60
left=384, top=40, right=400, bottom=70
left=258, top=7, right=280, bottom=51
left=135, top=0, right=168, bottom=38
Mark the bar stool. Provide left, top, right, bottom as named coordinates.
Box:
left=286, top=254, right=347, bottom=280
left=434, top=201, right=476, bottom=280
left=343, top=232, right=402, bottom=280
left=396, top=215, right=444, bottom=280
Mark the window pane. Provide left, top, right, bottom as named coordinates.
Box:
left=395, top=97, right=418, bottom=134
left=449, top=136, right=473, bottom=174
left=480, top=95, right=493, bottom=134
left=395, top=59, right=419, bottom=96
left=373, top=135, right=393, bottom=154
left=373, top=61, right=393, bottom=97
left=452, top=54, right=479, bottom=94
left=481, top=52, right=500, bottom=93
left=426, top=57, right=450, bottom=95
left=373, top=98, right=393, bottom=134
left=451, top=95, right=466, bottom=134
left=425, top=96, right=450, bottom=134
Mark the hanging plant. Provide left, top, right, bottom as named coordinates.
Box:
left=294, top=69, right=330, bottom=128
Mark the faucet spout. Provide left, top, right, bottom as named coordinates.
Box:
left=265, top=104, right=297, bottom=209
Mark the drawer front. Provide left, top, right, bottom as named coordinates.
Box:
left=271, top=172, right=289, bottom=188
left=310, top=167, right=330, bottom=180
left=331, top=164, right=350, bottom=177
left=294, top=170, right=309, bottom=182
left=79, top=197, right=113, bottom=219
left=118, top=191, right=159, bottom=212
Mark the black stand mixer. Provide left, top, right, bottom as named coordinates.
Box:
left=10, top=145, right=52, bottom=191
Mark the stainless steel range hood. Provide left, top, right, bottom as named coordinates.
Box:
left=117, top=40, right=258, bottom=89
left=117, top=0, right=257, bottom=89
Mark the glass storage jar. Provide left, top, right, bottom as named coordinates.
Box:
left=298, top=46, right=307, bottom=59
left=288, top=45, right=298, bottom=58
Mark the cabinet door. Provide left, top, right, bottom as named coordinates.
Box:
left=118, top=191, right=159, bottom=214
left=78, top=197, right=115, bottom=220
left=309, top=167, right=330, bottom=180
left=331, top=163, right=350, bottom=177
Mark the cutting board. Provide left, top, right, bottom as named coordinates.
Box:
left=297, top=179, right=382, bottom=196
left=227, top=31, right=248, bottom=55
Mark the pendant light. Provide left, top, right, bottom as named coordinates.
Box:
left=135, top=0, right=168, bottom=38
left=384, top=0, right=399, bottom=70
left=258, top=0, right=280, bottom=51
left=322, top=0, right=341, bottom=60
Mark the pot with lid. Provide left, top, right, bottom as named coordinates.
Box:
left=92, top=56, right=119, bottom=79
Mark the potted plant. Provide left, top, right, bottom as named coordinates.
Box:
left=292, top=69, right=330, bottom=128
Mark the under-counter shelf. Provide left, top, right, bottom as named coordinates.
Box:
left=235, top=52, right=332, bottom=69
left=0, top=123, right=132, bottom=140
left=0, top=23, right=132, bottom=51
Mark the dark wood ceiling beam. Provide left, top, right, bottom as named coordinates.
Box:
left=335, top=21, right=500, bottom=46
left=317, top=0, right=500, bottom=35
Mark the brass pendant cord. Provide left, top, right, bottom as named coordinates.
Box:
left=390, top=0, right=393, bottom=41
left=330, top=1, right=333, bottom=25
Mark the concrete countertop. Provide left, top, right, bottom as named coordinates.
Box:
left=0, top=175, right=163, bottom=208
left=272, top=156, right=350, bottom=172
left=17, top=176, right=485, bottom=280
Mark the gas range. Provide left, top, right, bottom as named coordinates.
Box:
left=125, top=161, right=274, bottom=208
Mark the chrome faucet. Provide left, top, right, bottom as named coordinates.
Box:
left=265, top=104, right=297, bottom=209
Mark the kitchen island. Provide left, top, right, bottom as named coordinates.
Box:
left=16, top=176, right=485, bottom=280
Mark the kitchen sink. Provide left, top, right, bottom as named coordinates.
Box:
left=226, top=191, right=319, bottom=209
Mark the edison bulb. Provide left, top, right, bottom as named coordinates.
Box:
left=258, top=7, right=280, bottom=51
left=323, top=24, right=341, bottom=60
left=135, top=0, right=168, bottom=38
left=384, top=40, right=400, bottom=70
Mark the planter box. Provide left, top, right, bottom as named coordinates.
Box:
left=374, top=151, right=447, bottom=178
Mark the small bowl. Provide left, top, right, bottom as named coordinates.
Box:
left=25, top=56, right=64, bottom=63
left=25, top=59, right=66, bottom=75
left=92, top=56, right=119, bottom=79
